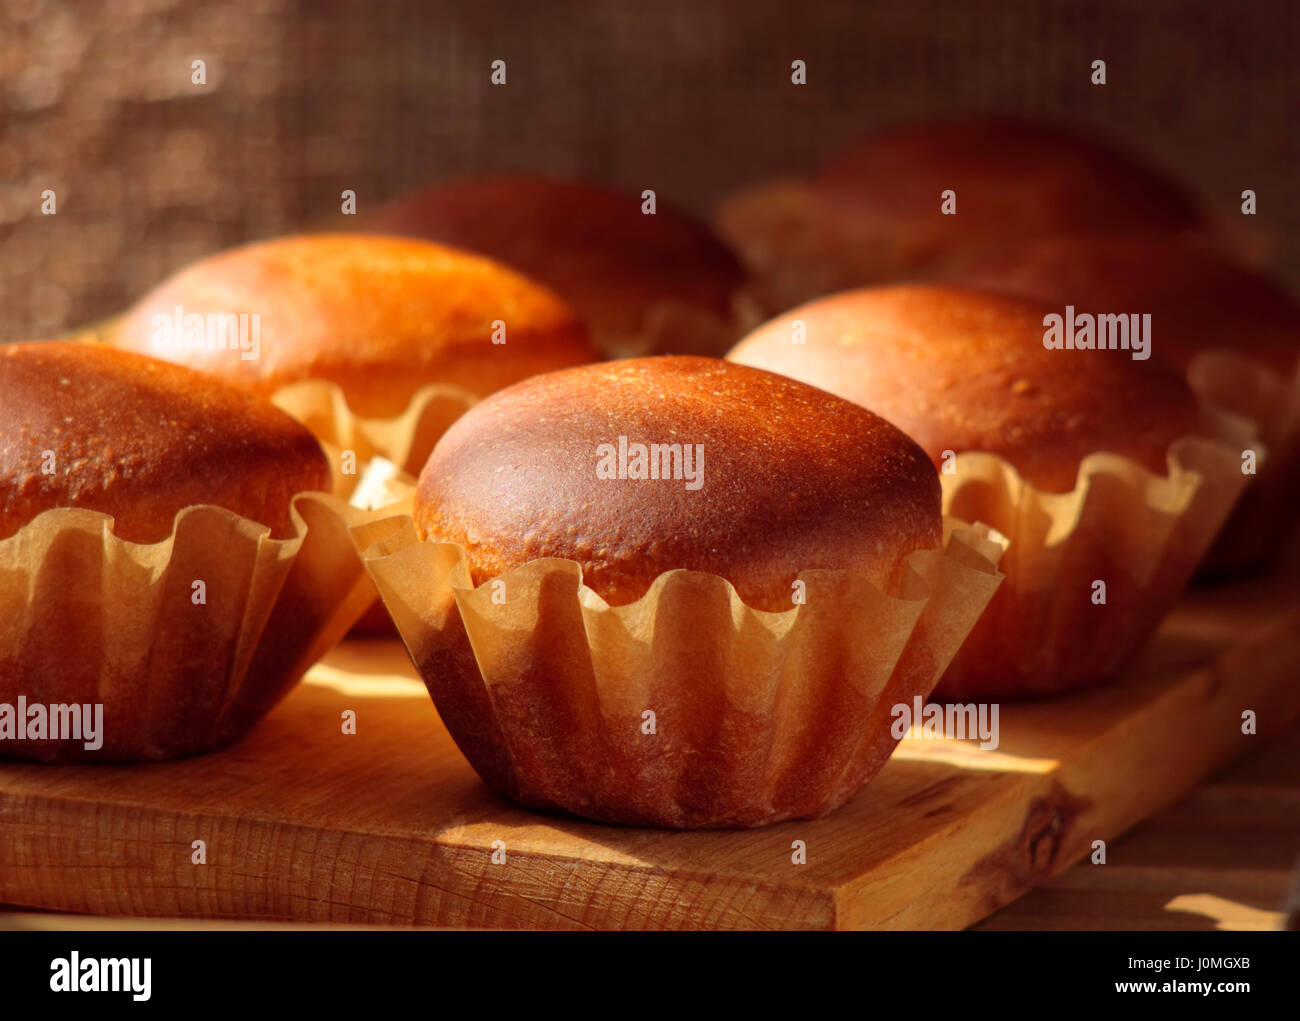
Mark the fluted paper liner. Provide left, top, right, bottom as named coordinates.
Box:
left=345, top=458, right=416, bottom=635
left=0, top=493, right=378, bottom=762
left=271, top=380, right=478, bottom=500
left=936, top=411, right=1256, bottom=700
left=355, top=515, right=1006, bottom=829
left=1185, top=350, right=1300, bottom=572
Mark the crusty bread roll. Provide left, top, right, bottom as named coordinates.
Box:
left=367, top=176, right=748, bottom=358
left=0, top=342, right=330, bottom=543
left=716, top=116, right=1207, bottom=312
left=112, top=234, right=598, bottom=417
left=728, top=285, right=1199, bottom=493
left=415, top=355, right=941, bottom=610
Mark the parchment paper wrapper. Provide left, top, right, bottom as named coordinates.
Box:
left=270, top=380, right=478, bottom=500
left=0, top=493, right=378, bottom=762
left=1185, top=351, right=1300, bottom=573
left=935, top=413, right=1256, bottom=700
left=355, top=515, right=1006, bottom=829
left=345, top=458, right=416, bottom=636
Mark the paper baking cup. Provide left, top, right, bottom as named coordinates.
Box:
left=344, top=458, right=416, bottom=635
left=356, top=516, right=1006, bottom=829
left=0, top=493, right=377, bottom=762
left=935, top=414, right=1255, bottom=700
left=270, top=380, right=478, bottom=500
left=1185, top=351, right=1300, bottom=572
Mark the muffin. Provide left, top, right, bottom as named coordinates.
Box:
left=0, top=342, right=374, bottom=761
left=728, top=286, right=1250, bottom=698
left=935, top=235, right=1300, bottom=571
left=359, top=356, right=1006, bottom=827
left=110, top=233, right=598, bottom=487
left=365, top=176, right=749, bottom=358
left=715, top=115, right=1207, bottom=314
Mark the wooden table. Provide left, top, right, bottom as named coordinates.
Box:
left=3, top=550, right=1299, bottom=930
left=4, top=719, right=1298, bottom=931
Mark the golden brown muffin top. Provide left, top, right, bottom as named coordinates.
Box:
left=112, top=234, right=597, bottom=417
left=935, top=235, right=1300, bottom=376
left=814, top=116, right=1204, bottom=253
left=727, top=285, right=1200, bottom=493
left=415, top=356, right=941, bottom=610
left=0, top=342, right=330, bottom=543
left=366, top=176, right=747, bottom=351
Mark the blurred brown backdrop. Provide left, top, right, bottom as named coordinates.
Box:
left=2, top=0, right=1296, bottom=343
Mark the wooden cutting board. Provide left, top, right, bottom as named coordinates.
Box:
left=1, top=557, right=1298, bottom=930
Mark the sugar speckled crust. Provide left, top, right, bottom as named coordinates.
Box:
left=415, top=356, right=942, bottom=610
left=934, top=235, right=1300, bottom=376
left=814, top=115, right=1205, bottom=256
left=0, top=342, right=330, bottom=543
left=728, top=285, right=1200, bottom=494
left=367, top=176, right=747, bottom=355
left=112, top=234, right=598, bottom=416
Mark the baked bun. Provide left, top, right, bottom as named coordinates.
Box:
left=0, top=342, right=330, bottom=543
left=378, top=355, right=1011, bottom=826
left=367, top=176, right=747, bottom=358
left=716, top=116, right=1206, bottom=312
left=728, top=285, right=1247, bottom=698
left=935, top=236, right=1300, bottom=572
left=816, top=116, right=1204, bottom=249
left=415, top=356, right=942, bottom=610
left=935, top=235, right=1300, bottom=376
left=728, top=285, right=1199, bottom=493
left=112, top=234, right=597, bottom=417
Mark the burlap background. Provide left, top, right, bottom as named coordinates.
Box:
left=2, top=0, right=1296, bottom=343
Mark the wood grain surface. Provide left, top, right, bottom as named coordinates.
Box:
left=976, top=714, right=1300, bottom=931
left=6, top=710, right=1298, bottom=932
left=1, top=554, right=1298, bottom=930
